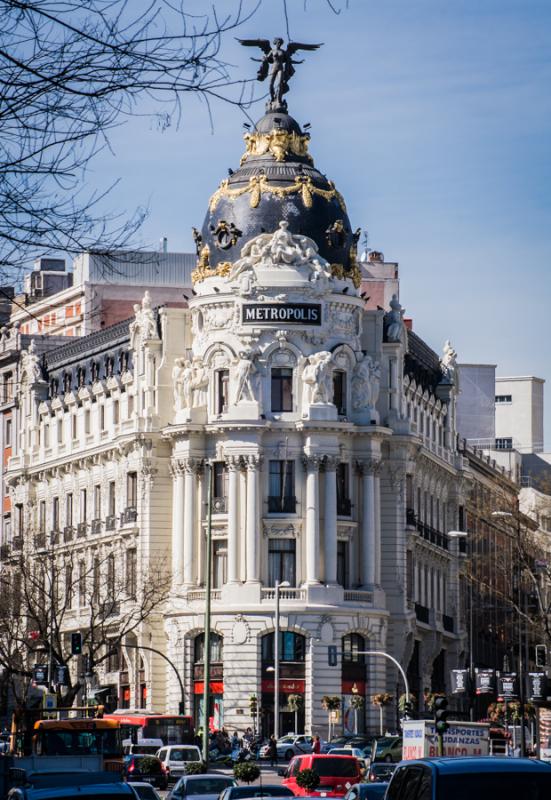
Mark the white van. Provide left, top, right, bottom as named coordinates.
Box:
left=123, top=738, right=164, bottom=756
left=155, top=745, right=203, bottom=782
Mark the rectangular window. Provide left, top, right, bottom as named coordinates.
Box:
left=337, top=540, right=349, bottom=588
left=107, top=640, right=120, bottom=673
left=53, top=497, right=60, bottom=530
left=268, top=460, right=295, bottom=513
left=94, top=484, right=102, bottom=519
left=57, top=418, right=63, bottom=444
left=80, top=489, right=87, bottom=523
left=71, top=413, right=77, bottom=440
left=84, top=409, right=91, bottom=435
left=4, top=417, right=11, bottom=446
left=100, top=405, right=105, bottom=430
left=15, top=503, right=23, bottom=537
left=128, top=394, right=134, bottom=417
left=44, top=421, right=50, bottom=449
left=127, top=472, right=137, bottom=508
left=336, top=463, right=351, bottom=516
left=332, top=371, right=346, bottom=415
left=268, top=538, right=296, bottom=586
left=126, top=549, right=137, bottom=599
left=3, top=515, right=10, bottom=543
left=3, top=373, right=13, bottom=403
left=495, top=437, right=513, bottom=450
left=271, top=368, right=293, bottom=412
left=107, top=554, right=116, bottom=594
left=79, top=560, right=87, bottom=605
left=113, top=400, right=119, bottom=425
left=39, top=500, right=46, bottom=534
left=212, top=462, right=228, bottom=499
left=65, top=565, right=73, bottom=608
left=216, top=370, right=229, bottom=414
left=495, top=394, right=512, bottom=404
left=212, top=540, right=227, bottom=588
left=108, top=481, right=116, bottom=516
left=66, top=493, right=73, bottom=527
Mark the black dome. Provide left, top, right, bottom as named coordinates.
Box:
left=198, top=110, right=357, bottom=275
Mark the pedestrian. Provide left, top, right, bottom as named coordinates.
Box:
left=269, top=734, right=278, bottom=767
left=313, top=735, right=321, bottom=754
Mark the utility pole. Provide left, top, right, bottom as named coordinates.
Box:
left=202, top=463, right=213, bottom=768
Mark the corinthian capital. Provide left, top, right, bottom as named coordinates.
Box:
left=182, top=457, right=203, bottom=475
left=244, top=454, right=262, bottom=471
left=226, top=455, right=243, bottom=472
left=302, top=454, right=323, bottom=472
left=322, top=455, right=340, bottom=472
left=356, top=458, right=381, bottom=476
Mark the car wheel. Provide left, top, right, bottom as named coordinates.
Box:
left=384, top=755, right=393, bottom=763
left=285, top=749, right=294, bottom=761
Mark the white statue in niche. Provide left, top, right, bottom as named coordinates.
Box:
left=234, top=351, right=257, bottom=404
left=21, top=340, right=43, bottom=384
left=440, top=340, right=457, bottom=382
left=191, top=356, right=209, bottom=408
left=352, top=353, right=381, bottom=416
left=386, top=293, right=405, bottom=342
left=130, top=290, right=157, bottom=347
left=301, top=351, right=333, bottom=408
left=172, top=358, right=193, bottom=411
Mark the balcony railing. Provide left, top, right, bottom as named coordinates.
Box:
left=121, top=507, right=137, bottom=525
left=406, top=507, right=416, bottom=527
left=12, top=536, right=23, bottom=551
left=261, top=587, right=305, bottom=601
left=415, top=603, right=430, bottom=624
left=105, top=515, right=117, bottom=531
left=77, top=522, right=87, bottom=538
left=337, top=497, right=352, bottom=516
left=35, top=533, right=46, bottom=550
left=343, top=590, right=373, bottom=604
left=267, top=495, right=297, bottom=514
left=63, top=526, right=74, bottom=543
left=211, top=497, right=228, bottom=514
left=91, top=519, right=102, bottom=535
left=50, top=529, right=60, bottom=545
left=415, top=521, right=448, bottom=550
left=186, top=589, right=222, bottom=602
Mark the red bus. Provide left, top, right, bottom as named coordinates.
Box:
left=104, top=711, right=194, bottom=746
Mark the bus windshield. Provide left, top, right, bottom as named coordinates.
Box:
left=36, top=727, right=122, bottom=757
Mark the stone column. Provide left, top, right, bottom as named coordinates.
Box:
left=358, top=460, right=377, bottom=587
left=227, top=456, right=240, bottom=584
left=182, top=458, right=198, bottom=586
left=170, top=462, right=185, bottom=585
left=374, top=462, right=382, bottom=585
left=303, top=456, right=321, bottom=584
left=245, top=455, right=260, bottom=583
left=323, top=456, right=339, bottom=584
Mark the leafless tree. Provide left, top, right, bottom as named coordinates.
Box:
left=0, top=0, right=261, bottom=281
left=0, top=544, right=169, bottom=711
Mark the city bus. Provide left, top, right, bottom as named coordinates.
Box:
left=104, top=711, right=194, bottom=746
left=33, top=718, right=124, bottom=771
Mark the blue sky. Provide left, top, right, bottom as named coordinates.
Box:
left=89, top=0, right=551, bottom=446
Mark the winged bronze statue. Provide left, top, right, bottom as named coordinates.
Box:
left=238, top=37, right=323, bottom=110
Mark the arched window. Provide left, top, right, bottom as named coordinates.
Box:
left=194, top=632, right=223, bottom=664
left=261, top=631, right=305, bottom=663
left=342, top=633, right=365, bottom=663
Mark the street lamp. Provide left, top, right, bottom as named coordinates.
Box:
left=274, top=580, right=290, bottom=739
left=448, top=531, right=473, bottom=720
left=492, top=509, right=526, bottom=757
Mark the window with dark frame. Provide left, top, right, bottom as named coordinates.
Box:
left=108, top=481, right=116, bottom=516
left=94, top=485, right=102, bottom=519
left=39, top=500, right=46, bottom=534
left=337, top=540, right=349, bottom=588
left=212, top=540, right=227, bottom=588
left=495, top=437, right=513, bottom=450
left=268, top=460, right=295, bottom=513
left=66, top=493, right=73, bottom=527
left=127, top=472, right=137, bottom=508
left=126, top=549, right=137, bottom=599
left=336, top=463, right=351, bottom=516
left=212, top=462, right=228, bottom=500
left=332, top=370, right=346, bottom=415
left=271, top=367, right=293, bottom=412
left=79, top=489, right=87, bottom=524
left=216, top=369, right=229, bottom=414
left=268, top=538, right=296, bottom=586
left=53, top=497, right=59, bottom=530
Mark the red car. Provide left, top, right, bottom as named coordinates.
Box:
left=281, top=754, right=362, bottom=797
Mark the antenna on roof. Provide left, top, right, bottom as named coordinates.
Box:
left=160, top=237, right=168, bottom=254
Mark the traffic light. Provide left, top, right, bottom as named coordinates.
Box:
left=71, top=632, right=82, bottom=655
left=536, top=644, right=547, bottom=668
left=249, top=695, right=258, bottom=716
left=434, top=696, right=449, bottom=734
left=403, top=701, right=415, bottom=720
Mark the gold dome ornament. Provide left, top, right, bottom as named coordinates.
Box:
left=240, top=128, right=313, bottom=165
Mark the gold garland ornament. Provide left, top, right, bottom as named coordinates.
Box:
left=191, top=245, right=233, bottom=285
left=209, top=175, right=347, bottom=214
left=330, top=261, right=362, bottom=289
left=240, top=129, right=313, bottom=166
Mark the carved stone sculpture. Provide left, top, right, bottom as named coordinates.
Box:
left=352, top=353, right=381, bottom=419
left=234, top=351, right=257, bottom=404
left=172, top=358, right=193, bottom=411
left=385, top=293, right=405, bottom=343
left=130, top=290, right=157, bottom=347
left=191, top=356, right=209, bottom=408
left=21, top=340, right=43, bottom=384
left=440, top=339, right=457, bottom=382
left=301, top=351, right=333, bottom=408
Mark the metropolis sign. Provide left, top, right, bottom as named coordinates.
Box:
left=242, top=303, right=322, bottom=325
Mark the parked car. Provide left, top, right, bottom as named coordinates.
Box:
left=366, top=762, right=396, bottom=783
left=343, top=783, right=387, bottom=800
left=124, top=755, right=167, bottom=790
left=219, top=787, right=295, bottom=800
left=129, top=782, right=162, bottom=800
left=281, top=754, right=362, bottom=797
left=385, top=756, right=551, bottom=800
left=259, top=735, right=313, bottom=761
left=370, top=736, right=402, bottom=763
left=326, top=748, right=368, bottom=772
left=123, top=739, right=164, bottom=756
left=321, top=736, right=354, bottom=754
left=167, top=774, right=237, bottom=800
left=156, top=745, right=203, bottom=783
left=6, top=771, right=133, bottom=800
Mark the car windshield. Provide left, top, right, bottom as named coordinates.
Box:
left=375, top=738, right=397, bottom=751
left=133, top=787, right=159, bottom=800
left=183, top=778, right=234, bottom=795
left=278, top=737, right=294, bottom=744
left=171, top=750, right=200, bottom=762
left=314, top=758, right=358, bottom=777
left=437, top=772, right=551, bottom=800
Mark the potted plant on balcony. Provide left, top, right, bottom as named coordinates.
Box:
left=372, top=692, right=393, bottom=736
left=322, top=695, right=341, bottom=740
left=287, top=693, right=304, bottom=734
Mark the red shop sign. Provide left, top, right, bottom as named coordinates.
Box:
left=262, top=679, right=306, bottom=693
left=194, top=681, right=224, bottom=695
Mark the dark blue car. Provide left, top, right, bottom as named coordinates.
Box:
left=385, top=757, right=551, bottom=800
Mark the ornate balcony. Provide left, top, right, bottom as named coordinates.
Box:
left=105, top=515, right=117, bottom=531
left=77, top=522, right=87, bottom=538
left=267, top=495, right=296, bottom=514
left=211, top=497, right=228, bottom=514
left=91, top=519, right=102, bottom=535
left=121, top=507, right=137, bottom=525
left=63, top=526, right=74, bottom=543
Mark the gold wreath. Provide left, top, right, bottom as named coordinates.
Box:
left=209, top=175, right=347, bottom=214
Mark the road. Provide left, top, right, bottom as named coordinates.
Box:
left=156, top=763, right=285, bottom=798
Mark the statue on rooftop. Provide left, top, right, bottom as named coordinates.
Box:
left=238, top=37, right=322, bottom=110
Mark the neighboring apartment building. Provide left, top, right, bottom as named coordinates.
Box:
left=5, top=99, right=471, bottom=736
left=495, top=376, right=545, bottom=454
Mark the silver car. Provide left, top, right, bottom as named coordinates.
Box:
left=167, top=774, right=237, bottom=800
left=259, top=735, right=314, bottom=761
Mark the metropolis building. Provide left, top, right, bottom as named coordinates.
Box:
left=7, top=84, right=471, bottom=735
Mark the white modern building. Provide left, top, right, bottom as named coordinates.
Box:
left=495, top=376, right=545, bottom=454
left=6, top=98, right=470, bottom=736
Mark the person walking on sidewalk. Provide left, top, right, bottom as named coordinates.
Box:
left=313, top=735, right=321, bottom=754
left=269, top=735, right=278, bottom=767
